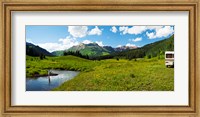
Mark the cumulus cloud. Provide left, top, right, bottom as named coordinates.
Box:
left=146, top=26, right=174, bottom=39
left=26, top=38, right=35, bottom=44
left=146, top=32, right=156, bottom=39
left=110, top=26, right=117, bottom=33
left=127, top=26, right=147, bottom=35
left=117, top=45, right=122, bottom=47
left=38, top=43, right=64, bottom=52
left=95, top=41, right=104, bottom=46
left=68, top=26, right=88, bottom=38
left=130, top=37, right=142, bottom=42
left=119, top=26, right=146, bottom=35
left=58, top=36, right=77, bottom=45
left=156, top=26, right=174, bottom=37
left=38, top=36, right=79, bottom=52
left=119, top=26, right=129, bottom=35
left=126, top=43, right=136, bottom=47
left=88, top=26, right=102, bottom=35
left=119, top=26, right=174, bottom=38
left=146, top=26, right=163, bottom=31
left=68, top=26, right=102, bottom=38
left=82, top=40, right=92, bottom=44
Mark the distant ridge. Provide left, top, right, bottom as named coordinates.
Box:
left=26, top=42, right=53, bottom=56
left=114, top=35, right=174, bottom=59
left=66, top=43, right=110, bottom=56
left=52, top=43, right=137, bottom=56
left=50, top=35, right=173, bottom=58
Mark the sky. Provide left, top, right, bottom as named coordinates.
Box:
left=26, top=25, right=174, bottom=52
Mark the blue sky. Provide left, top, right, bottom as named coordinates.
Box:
left=26, top=25, right=174, bottom=52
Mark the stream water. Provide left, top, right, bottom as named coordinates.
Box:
left=26, top=70, right=80, bottom=91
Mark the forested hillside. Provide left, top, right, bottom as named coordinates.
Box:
left=114, top=35, right=174, bottom=59
left=26, top=42, right=53, bottom=56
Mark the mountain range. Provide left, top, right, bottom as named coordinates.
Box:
left=51, top=43, right=137, bottom=56
left=26, top=34, right=174, bottom=58
left=26, top=42, right=137, bottom=57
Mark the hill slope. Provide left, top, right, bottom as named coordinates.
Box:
left=142, top=35, right=174, bottom=56
left=26, top=42, right=53, bottom=56
left=51, top=50, right=64, bottom=56
left=115, top=35, right=174, bottom=59
left=66, top=43, right=111, bottom=56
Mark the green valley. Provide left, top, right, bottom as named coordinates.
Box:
left=26, top=35, right=174, bottom=91
left=27, top=55, right=174, bottom=91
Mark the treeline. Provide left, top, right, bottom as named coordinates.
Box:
left=64, top=51, right=90, bottom=59
left=113, top=48, right=145, bottom=60
left=113, top=34, right=174, bottom=60
left=64, top=51, right=114, bottom=60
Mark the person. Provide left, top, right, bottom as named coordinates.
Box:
left=48, top=70, right=51, bottom=84
left=48, top=70, right=51, bottom=76
left=48, top=75, right=51, bottom=84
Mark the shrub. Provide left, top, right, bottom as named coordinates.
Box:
left=130, top=73, right=135, bottom=78
left=147, top=55, right=151, bottom=59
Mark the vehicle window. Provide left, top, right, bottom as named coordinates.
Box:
left=166, top=54, right=174, bottom=58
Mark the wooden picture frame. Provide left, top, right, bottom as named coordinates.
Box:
left=0, top=0, right=199, bottom=116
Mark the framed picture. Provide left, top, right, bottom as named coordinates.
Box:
left=0, top=0, right=199, bottom=117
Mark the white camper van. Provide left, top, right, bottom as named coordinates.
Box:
left=165, top=51, right=174, bottom=67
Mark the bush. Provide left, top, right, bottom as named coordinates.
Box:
left=130, top=73, right=135, bottom=78
left=147, top=55, right=151, bottom=59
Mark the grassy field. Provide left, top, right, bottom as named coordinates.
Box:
left=26, top=55, right=174, bottom=91
left=26, top=55, right=97, bottom=77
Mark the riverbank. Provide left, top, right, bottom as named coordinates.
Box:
left=26, top=55, right=95, bottom=77
left=29, top=72, right=58, bottom=78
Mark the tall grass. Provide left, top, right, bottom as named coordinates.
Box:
left=26, top=55, right=174, bottom=91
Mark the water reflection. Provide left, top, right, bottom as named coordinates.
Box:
left=26, top=70, right=80, bottom=91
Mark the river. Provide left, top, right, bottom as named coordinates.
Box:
left=26, top=70, right=80, bottom=91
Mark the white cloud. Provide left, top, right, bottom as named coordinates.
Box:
left=127, top=26, right=147, bottom=35
left=126, top=43, right=136, bottom=47
left=130, top=37, right=142, bottom=42
left=117, top=45, right=122, bottom=47
left=146, top=26, right=163, bottom=31
left=156, top=26, right=174, bottom=37
left=119, top=26, right=146, bottom=35
left=68, top=26, right=88, bottom=38
left=118, top=26, right=173, bottom=37
left=38, top=36, right=79, bottom=52
left=88, top=26, right=102, bottom=35
left=68, top=26, right=103, bottom=38
left=119, top=26, right=129, bottom=34
left=146, top=32, right=156, bottom=39
left=146, top=26, right=174, bottom=39
left=96, top=41, right=104, bottom=46
left=38, top=43, right=64, bottom=52
left=58, top=36, right=77, bottom=45
left=26, top=38, right=35, bottom=44
left=110, top=26, right=117, bottom=33
left=82, top=40, right=92, bottom=44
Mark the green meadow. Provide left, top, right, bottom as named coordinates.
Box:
left=26, top=55, right=174, bottom=91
